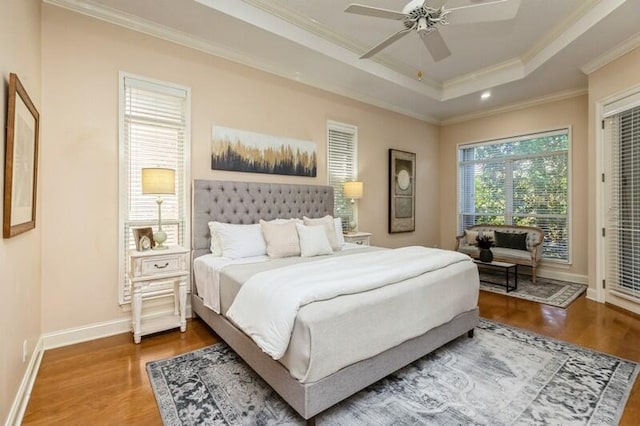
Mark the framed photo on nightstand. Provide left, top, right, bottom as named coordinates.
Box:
left=132, top=227, right=155, bottom=251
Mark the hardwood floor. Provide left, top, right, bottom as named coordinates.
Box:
left=23, top=292, right=640, bottom=425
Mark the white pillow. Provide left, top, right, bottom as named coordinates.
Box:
left=207, top=222, right=223, bottom=256
left=259, top=220, right=301, bottom=258
left=464, top=230, right=479, bottom=246
left=211, top=222, right=267, bottom=259
left=296, top=224, right=333, bottom=257
left=334, top=217, right=345, bottom=247
left=303, top=215, right=341, bottom=251
left=269, top=218, right=303, bottom=225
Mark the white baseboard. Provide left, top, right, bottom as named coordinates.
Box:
left=516, top=264, right=588, bottom=285
left=6, top=337, right=45, bottom=426
left=586, top=288, right=599, bottom=302
left=537, top=268, right=588, bottom=285
left=43, top=317, right=133, bottom=350
left=43, top=302, right=193, bottom=350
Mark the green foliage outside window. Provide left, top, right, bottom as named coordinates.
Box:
left=459, top=133, right=569, bottom=261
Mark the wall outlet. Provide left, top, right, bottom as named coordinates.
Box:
left=22, top=340, right=28, bottom=363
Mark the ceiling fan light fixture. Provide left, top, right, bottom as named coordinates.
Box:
left=346, top=0, right=520, bottom=61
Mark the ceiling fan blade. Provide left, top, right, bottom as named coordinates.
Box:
left=361, top=28, right=413, bottom=59
left=344, top=4, right=407, bottom=20
left=420, top=29, right=451, bottom=62
left=447, top=0, right=520, bottom=25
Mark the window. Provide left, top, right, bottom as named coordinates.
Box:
left=458, top=129, right=570, bottom=262
left=118, top=73, right=190, bottom=304
left=327, top=121, right=357, bottom=231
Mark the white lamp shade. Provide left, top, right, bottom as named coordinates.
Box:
left=142, top=168, right=175, bottom=195
left=343, top=181, right=363, bottom=199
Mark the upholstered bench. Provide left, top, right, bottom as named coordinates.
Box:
left=455, top=224, right=544, bottom=284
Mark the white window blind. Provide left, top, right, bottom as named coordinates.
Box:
left=605, top=105, right=640, bottom=300
left=458, top=129, right=570, bottom=262
left=119, top=74, right=190, bottom=304
left=327, top=121, right=357, bottom=231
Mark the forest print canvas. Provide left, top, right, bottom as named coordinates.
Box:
left=211, top=126, right=317, bottom=177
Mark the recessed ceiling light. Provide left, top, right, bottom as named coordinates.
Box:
left=481, top=91, right=491, bottom=100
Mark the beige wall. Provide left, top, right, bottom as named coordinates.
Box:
left=439, top=95, right=589, bottom=282
left=588, top=47, right=640, bottom=314
left=40, top=5, right=439, bottom=333
left=0, top=0, right=42, bottom=422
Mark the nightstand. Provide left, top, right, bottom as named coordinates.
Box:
left=129, top=246, right=189, bottom=343
left=344, top=231, right=372, bottom=246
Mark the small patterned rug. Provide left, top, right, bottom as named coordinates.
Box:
left=478, top=270, right=587, bottom=308
left=147, top=320, right=638, bottom=425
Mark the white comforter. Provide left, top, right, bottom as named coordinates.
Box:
left=226, top=246, right=471, bottom=359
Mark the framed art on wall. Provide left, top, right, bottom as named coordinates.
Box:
left=389, top=149, right=416, bottom=233
left=211, top=126, right=317, bottom=177
left=3, top=73, right=40, bottom=239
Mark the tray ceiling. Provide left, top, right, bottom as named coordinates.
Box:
left=47, top=0, right=640, bottom=122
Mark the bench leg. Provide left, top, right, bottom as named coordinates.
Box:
left=532, top=266, right=537, bottom=284
left=467, top=329, right=474, bottom=338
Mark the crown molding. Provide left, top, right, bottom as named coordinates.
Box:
left=240, top=0, right=620, bottom=101
left=440, top=87, right=588, bottom=126
left=195, top=0, right=441, bottom=99
left=580, top=31, right=640, bottom=75
left=43, top=0, right=439, bottom=123
left=243, top=0, right=442, bottom=90
left=441, top=0, right=622, bottom=100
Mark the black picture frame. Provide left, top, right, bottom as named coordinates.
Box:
left=389, top=149, right=416, bottom=233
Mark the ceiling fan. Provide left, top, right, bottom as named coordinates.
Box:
left=345, top=0, right=521, bottom=61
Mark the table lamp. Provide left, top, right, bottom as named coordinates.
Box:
left=142, top=168, right=175, bottom=250
left=343, top=181, right=363, bottom=232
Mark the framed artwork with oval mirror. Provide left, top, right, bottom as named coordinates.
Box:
left=389, top=149, right=415, bottom=233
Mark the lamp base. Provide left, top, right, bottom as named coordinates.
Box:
left=153, top=230, right=168, bottom=250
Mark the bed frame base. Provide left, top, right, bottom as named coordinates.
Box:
left=192, top=294, right=479, bottom=420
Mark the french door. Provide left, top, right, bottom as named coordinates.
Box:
left=604, top=100, right=640, bottom=306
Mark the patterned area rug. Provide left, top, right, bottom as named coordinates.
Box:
left=478, top=270, right=587, bottom=308
left=147, top=320, right=638, bottom=425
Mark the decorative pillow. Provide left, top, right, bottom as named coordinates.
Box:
left=211, top=222, right=267, bottom=259
left=464, top=230, right=479, bottom=246
left=334, top=217, right=345, bottom=247
left=268, top=218, right=303, bottom=225
left=495, top=231, right=528, bottom=251
left=296, top=224, right=333, bottom=257
left=259, top=220, right=301, bottom=258
left=303, top=215, right=341, bottom=251
left=207, top=221, right=223, bottom=256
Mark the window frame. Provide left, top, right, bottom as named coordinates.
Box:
left=456, top=127, right=572, bottom=264
left=326, top=120, right=358, bottom=231
left=118, top=72, right=191, bottom=305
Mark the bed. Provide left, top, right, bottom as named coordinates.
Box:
left=191, top=179, right=479, bottom=423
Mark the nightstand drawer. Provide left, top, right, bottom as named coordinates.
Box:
left=344, top=232, right=372, bottom=246
left=141, top=256, right=181, bottom=275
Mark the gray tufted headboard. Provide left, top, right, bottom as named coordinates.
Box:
left=192, top=180, right=334, bottom=259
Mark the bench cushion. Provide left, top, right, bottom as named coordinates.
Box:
left=458, top=245, right=532, bottom=261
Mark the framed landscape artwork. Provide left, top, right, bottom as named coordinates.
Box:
left=211, top=126, right=317, bottom=177
left=3, top=73, right=40, bottom=239
left=389, top=149, right=416, bottom=233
